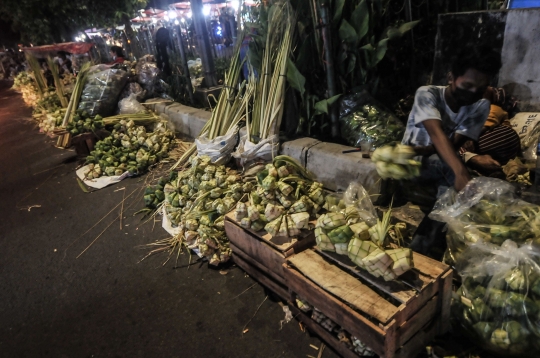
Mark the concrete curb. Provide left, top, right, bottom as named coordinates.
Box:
left=147, top=99, right=381, bottom=194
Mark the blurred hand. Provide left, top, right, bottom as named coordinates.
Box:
left=454, top=168, right=472, bottom=192
left=468, top=155, right=501, bottom=172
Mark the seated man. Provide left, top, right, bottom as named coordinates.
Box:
left=460, top=89, right=521, bottom=177
left=402, top=45, right=502, bottom=259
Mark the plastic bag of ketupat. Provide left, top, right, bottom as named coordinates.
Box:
left=509, top=112, right=540, bottom=161
left=429, top=177, right=540, bottom=266
left=118, top=93, right=145, bottom=114
left=452, top=239, right=540, bottom=357
left=342, top=182, right=378, bottom=227
left=338, top=90, right=405, bottom=149
left=196, top=126, right=240, bottom=166
left=78, top=65, right=128, bottom=117
left=231, top=133, right=279, bottom=169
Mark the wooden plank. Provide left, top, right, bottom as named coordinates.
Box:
left=317, top=249, right=423, bottom=303
left=287, top=303, right=360, bottom=358
left=395, top=318, right=440, bottom=358
left=288, top=250, right=398, bottom=324
left=412, top=253, right=448, bottom=278
left=230, top=242, right=285, bottom=286
left=391, top=278, right=438, bottom=327
left=396, top=296, right=438, bottom=346
left=232, top=248, right=289, bottom=301
left=438, top=269, right=453, bottom=334
left=225, top=212, right=314, bottom=253
left=283, top=264, right=387, bottom=356
left=225, top=220, right=286, bottom=279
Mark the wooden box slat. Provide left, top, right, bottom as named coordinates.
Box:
left=285, top=264, right=387, bottom=355
left=225, top=212, right=315, bottom=255
left=224, top=216, right=315, bottom=283
left=284, top=248, right=453, bottom=358
left=287, top=303, right=361, bottom=358
left=288, top=250, right=399, bottom=324
left=316, top=249, right=448, bottom=325
left=231, top=243, right=289, bottom=301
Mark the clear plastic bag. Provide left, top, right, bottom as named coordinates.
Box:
left=136, top=55, right=161, bottom=97
left=338, top=91, right=405, bottom=148
left=78, top=65, right=128, bottom=117
left=118, top=94, right=145, bottom=114
left=452, top=240, right=540, bottom=357
left=195, top=127, right=239, bottom=165
left=119, top=82, right=146, bottom=102
left=430, top=177, right=540, bottom=265
left=342, top=183, right=378, bottom=227
left=232, top=134, right=279, bottom=169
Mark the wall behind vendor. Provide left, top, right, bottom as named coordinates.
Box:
left=432, top=8, right=540, bottom=111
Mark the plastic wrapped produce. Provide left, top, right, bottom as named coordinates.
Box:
left=77, top=65, right=128, bottom=117
left=430, top=177, right=540, bottom=265
left=136, top=55, right=160, bottom=97
left=452, top=240, right=540, bottom=357
left=338, top=91, right=405, bottom=148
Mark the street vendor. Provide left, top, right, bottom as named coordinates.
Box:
left=108, top=46, right=125, bottom=65
left=403, top=46, right=502, bottom=258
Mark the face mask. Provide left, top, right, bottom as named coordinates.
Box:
left=451, top=86, right=484, bottom=106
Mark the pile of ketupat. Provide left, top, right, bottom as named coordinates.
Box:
left=83, top=119, right=174, bottom=180
left=371, top=143, right=421, bottom=180
left=233, top=156, right=326, bottom=237
left=66, top=112, right=104, bottom=136
left=144, top=155, right=248, bottom=266
left=12, top=71, right=40, bottom=107
left=316, top=196, right=412, bottom=282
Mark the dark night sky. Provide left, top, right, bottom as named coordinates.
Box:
left=0, top=18, right=21, bottom=48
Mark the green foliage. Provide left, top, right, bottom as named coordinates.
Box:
left=287, top=0, right=419, bottom=137
left=0, top=0, right=147, bottom=44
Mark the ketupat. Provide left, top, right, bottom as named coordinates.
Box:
left=386, top=248, right=414, bottom=277
left=316, top=212, right=346, bottom=230
left=327, top=225, right=354, bottom=244
left=349, top=222, right=370, bottom=240
left=347, top=238, right=378, bottom=268
left=315, top=227, right=335, bottom=252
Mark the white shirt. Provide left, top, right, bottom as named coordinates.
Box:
left=402, top=86, right=490, bottom=146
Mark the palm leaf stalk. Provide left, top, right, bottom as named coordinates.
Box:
left=249, top=2, right=295, bottom=141
left=25, top=54, right=47, bottom=97
left=46, top=57, right=68, bottom=108
left=56, top=62, right=91, bottom=147
left=171, top=31, right=249, bottom=170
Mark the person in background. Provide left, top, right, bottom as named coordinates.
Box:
left=154, top=23, right=172, bottom=76
left=402, top=45, right=502, bottom=259
left=109, top=46, right=125, bottom=65
left=56, top=51, right=73, bottom=74
left=460, top=88, right=521, bottom=177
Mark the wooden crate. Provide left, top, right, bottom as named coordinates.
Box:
left=283, top=249, right=452, bottom=358
left=224, top=213, right=315, bottom=286
left=231, top=243, right=289, bottom=301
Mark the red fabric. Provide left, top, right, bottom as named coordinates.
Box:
left=109, top=57, right=125, bottom=65
left=23, top=42, right=94, bottom=55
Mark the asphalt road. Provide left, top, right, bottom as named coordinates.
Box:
left=0, top=80, right=339, bottom=358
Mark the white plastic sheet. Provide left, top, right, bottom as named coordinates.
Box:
left=76, top=165, right=129, bottom=189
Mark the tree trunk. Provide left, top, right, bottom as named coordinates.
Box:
left=190, top=0, right=217, bottom=88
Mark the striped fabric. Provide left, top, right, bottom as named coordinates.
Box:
left=476, top=125, right=521, bottom=164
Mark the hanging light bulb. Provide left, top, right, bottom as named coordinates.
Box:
left=164, top=15, right=170, bottom=21
left=174, top=19, right=180, bottom=25
left=169, top=10, right=177, bottom=19
left=186, top=11, right=192, bottom=18
left=202, top=5, right=211, bottom=16
left=231, top=0, right=240, bottom=9
left=152, top=18, right=157, bottom=23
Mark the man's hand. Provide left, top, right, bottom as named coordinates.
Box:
left=468, top=155, right=501, bottom=172
left=454, top=168, right=472, bottom=192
